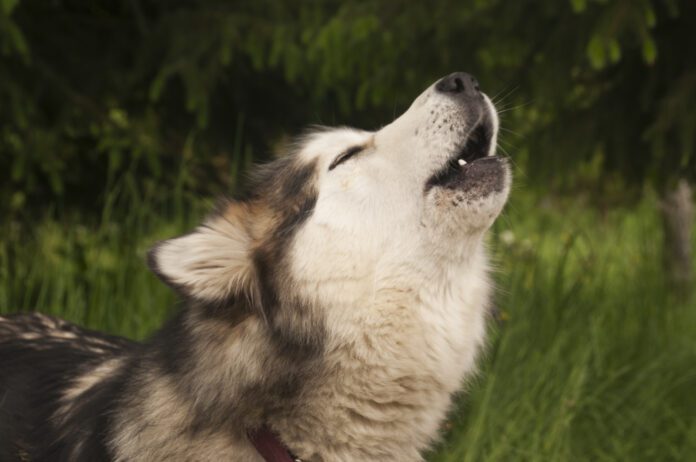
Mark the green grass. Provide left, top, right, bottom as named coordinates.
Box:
left=0, top=185, right=207, bottom=338
left=1, top=185, right=695, bottom=461
left=430, top=192, right=696, bottom=461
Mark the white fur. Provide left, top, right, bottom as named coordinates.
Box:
left=154, top=214, right=256, bottom=301
left=277, top=82, right=508, bottom=459
left=149, top=78, right=510, bottom=461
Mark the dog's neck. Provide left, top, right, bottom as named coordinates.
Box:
left=256, top=252, right=491, bottom=460
left=111, top=251, right=490, bottom=461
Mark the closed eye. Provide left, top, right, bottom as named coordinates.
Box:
left=328, top=145, right=364, bottom=171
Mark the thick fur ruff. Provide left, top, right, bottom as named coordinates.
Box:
left=0, top=73, right=511, bottom=461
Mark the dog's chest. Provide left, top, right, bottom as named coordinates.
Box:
left=416, top=270, right=490, bottom=390
left=282, top=265, right=491, bottom=460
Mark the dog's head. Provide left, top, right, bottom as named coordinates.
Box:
left=148, top=72, right=510, bottom=347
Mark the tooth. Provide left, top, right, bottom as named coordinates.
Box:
left=458, top=159, right=467, bottom=166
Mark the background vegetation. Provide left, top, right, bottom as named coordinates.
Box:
left=1, top=0, right=694, bottom=460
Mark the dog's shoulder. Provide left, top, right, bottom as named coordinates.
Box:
left=0, top=312, right=134, bottom=351
left=0, top=312, right=136, bottom=461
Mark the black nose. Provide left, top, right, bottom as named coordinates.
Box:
left=435, top=72, right=480, bottom=96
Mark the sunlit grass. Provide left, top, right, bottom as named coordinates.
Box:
left=0, top=183, right=209, bottom=338
left=1, top=184, right=694, bottom=461
left=431, top=192, right=696, bottom=461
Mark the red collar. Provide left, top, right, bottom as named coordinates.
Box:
left=248, top=425, right=300, bottom=462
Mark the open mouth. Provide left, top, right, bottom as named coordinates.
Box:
left=425, top=123, right=494, bottom=192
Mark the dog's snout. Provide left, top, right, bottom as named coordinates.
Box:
left=435, top=72, right=480, bottom=96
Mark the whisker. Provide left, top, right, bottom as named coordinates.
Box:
left=496, top=143, right=511, bottom=157
left=491, top=85, right=519, bottom=106
left=490, top=85, right=513, bottom=103
left=499, top=127, right=523, bottom=138
left=498, top=138, right=520, bottom=151
left=495, top=139, right=528, bottom=181
left=497, top=100, right=534, bottom=115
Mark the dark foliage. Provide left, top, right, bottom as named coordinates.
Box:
left=1, top=0, right=694, bottom=217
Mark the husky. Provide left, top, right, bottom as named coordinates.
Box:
left=0, top=72, right=510, bottom=461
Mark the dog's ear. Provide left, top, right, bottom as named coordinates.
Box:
left=147, top=201, right=261, bottom=306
